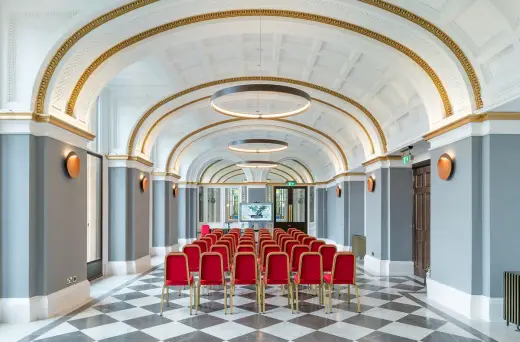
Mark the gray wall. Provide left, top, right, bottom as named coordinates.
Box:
left=325, top=184, right=345, bottom=244
left=346, top=181, right=364, bottom=246
left=108, top=167, right=150, bottom=262
left=152, top=180, right=178, bottom=248
left=177, top=187, right=197, bottom=239
left=316, top=188, right=327, bottom=238
left=365, top=168, right=383, bottom=259
left=248, top=187, right=266, bottom=202
left=1, top=135, right=87, bottom=297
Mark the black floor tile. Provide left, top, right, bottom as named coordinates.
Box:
left=365, top=292, right=401, bottom=301
left=141, top=301, right=183, bottom=313
left=397, top=313, right=446, bottom=330
left=421, top=331, right=482, bottom=342
left=379, top=301, right=421, bottom=313
left=358, top=331, right=416, bottom=342
left=234, top=314, right=282, bottom=329
left=294, top=331, right=353, bottom=342
left=35, top=332, right=94, bottom=342
left=112, top=292, right=148, bottom=301
left=100, top=331, right=159, bottom=342
left=178, top=314, right=227, bottom=329
left=123, top=314, right=172, bottom=330
left=288, top=313, right=336, bottom=329
left=93, top=302, right=135, bottom=313
left=164, top=331, right=224, bottom=342
left=344, top=314, right=392, bottom=330
left=68, top=314, right=117, bottom=330
left=229, top=331, right=289, bottom=342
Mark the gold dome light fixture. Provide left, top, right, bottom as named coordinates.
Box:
left=236, top=160, right=278, bottom=168
left=211, top=84, right=312, bottom=119
left=228, top=139, right=288, bottom=153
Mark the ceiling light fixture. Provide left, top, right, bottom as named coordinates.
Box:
left=236, top=160, right=278, bottom=168
left=210, top=84, right=312, bottom=119
left=228, top=139, right=288, bottom=153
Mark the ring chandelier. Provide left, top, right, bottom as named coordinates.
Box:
left=211, top=84, right=312, bottom=119
left=236, top=161, right=279, bottom=169
left=228, top=139, right=288, bottom=153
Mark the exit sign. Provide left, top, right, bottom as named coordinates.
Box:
left=402, top=155, right=411, bottom=164
left=286, top=181, right=297, bottom=186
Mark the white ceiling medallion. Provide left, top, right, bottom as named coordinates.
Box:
left=228, top=139, right=288, bottom=153
left=210, top=84, right=312, bottom=119
left=236, top=160, right=279, bottom=168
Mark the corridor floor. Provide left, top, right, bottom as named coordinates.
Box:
left=7, top=263, right=517, bottom=342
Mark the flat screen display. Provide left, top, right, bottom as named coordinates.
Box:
left=239, top=202, right=273, bottom=222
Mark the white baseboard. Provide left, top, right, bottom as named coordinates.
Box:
left=178, top=238, right=195, bottom=246
left=364, top=255, right=414, bottom=276
left=150, top=244, right=178, bottom=256
left=106, top=255, right=151, bottom=276
left=426, top=278, right=503, bottom=322
left=0, top=280, right=90, bottom=323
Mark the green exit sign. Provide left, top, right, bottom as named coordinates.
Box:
left=286, top=181, right=297, bottom=186
left=402, top=155, right=411, bottom=164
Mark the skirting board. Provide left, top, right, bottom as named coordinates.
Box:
left=150, top=244, right=178, bottom=256
left=0, top=280, right=90, bottom=323
left=320, top=238, right=348, bottom=252
left=106, top=255, right=151, bottom=276
left=364, top=255, right=413, bottom=276
left=426, top=278, right=503, bottom=322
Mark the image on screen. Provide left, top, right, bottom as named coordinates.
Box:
left=239, top=203, right=273, bottom=222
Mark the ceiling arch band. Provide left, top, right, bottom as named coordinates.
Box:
left=222, top=172, right=247, bottom=183
left=217, top=169, right=246, bottom=183
left=33, top=1, right=483, bottom=118
left=198, top=159, right=223, bottom=183
left=280, top=158, right=315, bottom=183
left=207, top=162, right=306, bottom=184
left=166, top=119, right=349, bottom=173
left=209, top=164, right=239, bottom=183
left=267, top=171, right=290, bottom=183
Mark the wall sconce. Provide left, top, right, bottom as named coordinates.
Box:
left=336, top=185, right=341, bottom=197
left=367, top=176, right=375, bottom=192
left=173, top=184, right=178, bottom=197
left=437, top=153, right=454, bottom=180
left=65, top=151, right=80, bottom=179
left=140, top=176, right=149, bottom=192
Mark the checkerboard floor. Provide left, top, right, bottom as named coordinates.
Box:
left=25, top=265, right=494, bottom=342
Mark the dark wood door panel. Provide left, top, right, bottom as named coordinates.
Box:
left=413, top=163, right=431, bottom=278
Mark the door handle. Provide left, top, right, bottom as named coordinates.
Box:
left=289, top=204, right=293, bottom=222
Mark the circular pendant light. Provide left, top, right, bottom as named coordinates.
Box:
left=228, top=139, right=288, bottom=153
left=211, top=84, right=312, bottom=119
left=236, top=160, right=278, bottom=168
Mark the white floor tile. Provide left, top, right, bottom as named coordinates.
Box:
left=362, top=307, right=409, bottom=321
left=209, top=307, right=256, bottom=321
left=202, top=321, right=256, bottom=340
left=106, top=307, right=152, bottom=321
left=358, top=296, right=389, bottom=307
left=142, top=321, right=196, bottom=340
left=309, top=308, right=358, bottom=321
left=411, top=307, right=446, bottom=321
left=126, top=296, right=161, bottom=307
left=93, top=296, right=121, bottom=306
left=35, top=322, right=78, bottom=340
left=162, top=307, right=196, bottom=321
left=172, top=296, right=207, bottom=306
left=437, top=322, right=481, bottom=339
left=379, top=321, right=434, bottom=340
left=81, top=322, right=137, bottom=340
left=320, top=321, right=373, bottom=340
left=263, top=307, right=305, bottom=321
left=392, top=296, right=422, bottom=307
left=140, top=287, right=164, bottom=296
left=261, top=321, right=314, bottom=340
left=67, top=307, right=104, bottom=321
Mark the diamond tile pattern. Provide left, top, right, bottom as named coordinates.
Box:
left=27, top=263, right=490, bottom=342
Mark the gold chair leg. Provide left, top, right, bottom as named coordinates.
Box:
left=295, top=283, right=299, bottom=312
left=256, top=284, right=260, bottom=313
left=230, top=285, right=234, bottom=314
left=160, top=286, right=165, bottom=316
left=337, top=285, right=341, bottom=298
left=178, top=287, right=181, bottom=296
left=166, top=287, right=170, bottom=307
left=323, top=283, right=327, bottom=313
left=289, top=283, right=294, bottom=313
left=348, top=284, right=351, bottom=304
left=189, top=285, right=193, bottom=315
left=262, top=284, right=266, bottom=313
left=224, top=284, right=228, bottom=315
left=328, top=283, right=333, bottom=313
left=355, top=284, right=361, bottom=313
left=196, top=285, right=200, bottom=314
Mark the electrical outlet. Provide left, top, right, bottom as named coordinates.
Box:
left=73, top=276, right=77, bottom=283
left=66, top=277, right=73, bottom=284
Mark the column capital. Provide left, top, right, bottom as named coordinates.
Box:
left=363, top=155, right=408, bottom=173
left=106, top=155, right=153, bottom=172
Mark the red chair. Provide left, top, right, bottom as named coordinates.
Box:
left=230, top=252, right=259, bottom=314
left=259, top=244, right=281, bottom=272
left=230, top=230, right=240, bottom=244
left=213, top=230, right=223, bottom=239
left=283, top=239, right=299, bottom=257
left=225, top=234, right=237, bottom=249
left=239, top=241, right=255, bottom=249
left=237, top=245, right=255, bottom=254
left=261, top=252, right=293, bottom=313
left=279, top=235, right=292, bottom=250
left=319, top=244, right=337, bottom=273
left=193, top=240, right=208, bottom=254
left=160, top=253, right=194, bottom=315
left=220, top=237, right=235, bottom=257
left=290, top=245, right=309, bottom=272
left=206, top=233, right=218, bottom=245
left=211, top=244, right=231, bottom=273
left=293, top=252, right=323, bottom=312
left=302, top=236, right=316, bottom=246
left=183, top=244, right=201, bottom=274
left=200, top=237, right=213, bottom=249
left=197, top=252, right=227, bottom=314
left=201, top=224, right=211, bottom=237
left=324, top=252, right=360, bottom=313
left=310, top=240, right=326, bottom=252
left=297, top=234, right=308, bottom=244
left=277, top=233, right=289, bottom=246
left=259, top=239, right=275, bottom=255
left=288, top=228, right=297, bottom=235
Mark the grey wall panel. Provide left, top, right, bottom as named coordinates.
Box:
left=326, top=186, right=336, bottom=241
left=131, top=169, right=150, bottom=260
left=342, top=182, right=350, bottom=246
left=108, top=168, right=128, bottom=261
left=152, top=180, right=166, bottom=247
left=431, top=137, right=482, bottom=295
left=365, top=168, right=383, bottom=259
left=177, top=188, right=187, bottom=239
left=248, top=187, right=266, bottom=203
left=388, top=168, right=413, bottom=261
left=168, top=182, right=179, bottom=246
left=347, top=181, right=365, bottom=244
left=316, top=188, right=327, bottom=238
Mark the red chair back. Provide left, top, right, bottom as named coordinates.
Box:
left=276, top=233, right=289, bottom=245
left=237, top=245, right=255, bottom=254
left=302, top=236, right=316, bottom=246
left=259, top=239, right=275, bottom=254
left=224, top=234, right=237, bottom=249
left=319, top=244, right=337, bottom=273
left=200, top=237, right=213, bottom=248
left=279, top=235, right=291, bottom=250
left=297, top=234, right=308, bottom=244
left=221, top=237, right=235, bottom=255
left=213, top=230, right=223, bottom=239
left=331, top=252, right=357, bottom=285
left=310, top=240, right=326, bottom=252
left=283, top=239, right=299, bottom=256
left=193, top=240, right=208, bottom=254
left=261, top=244, right=281, bottom=268
left=291, top=245, right=309, bottom=271
left=206, top=234, right=218, bottom=245
left=210, top=244, right=231, bottom=272
left=199, top=252, right=224, bottom=286
left=297, top=252, right=322, bottom=285
left=265, top=252, right=290, bottom=285
left=201, top=224, right=211, bottom=237
left=183, top=244, right=201, bottom=273
left=164, top=253, right=191, bottom=286
left=230, top=230, right=240, bottom=243
left=233, top=252, right=257, bottom=285
left=239, top=240, right=254, bottom=247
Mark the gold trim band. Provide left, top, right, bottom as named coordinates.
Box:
left=105, top=154, right=154, bottom=167
left=362, top=155, right=401, bottom=167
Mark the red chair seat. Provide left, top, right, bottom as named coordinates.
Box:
left=263, top=274, right=287, bottom=285
left=293, top=274, right=320, bottom=285
left=324, top=273, right=332, bottom=284
left=200, top=279, right=226, bottom=286
left=233, top=278, right=256, bottom=285
left=166, top=275, right=194, bottom=286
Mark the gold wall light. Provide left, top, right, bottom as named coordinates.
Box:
left=140, top=176, right=149, bottom=192
left=367, top=176, right=375, bottom=192
left=65, top=151, right=80, bottom=178
left=336, top=185, right=341, bottom=197
left=437, top=153, right=454, bottom=180
left=173, top=184, right=179, bottom=197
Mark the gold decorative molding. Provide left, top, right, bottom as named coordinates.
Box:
left=64, top=9, right=452, bottom=120
left=198, top=159, right=223, bottom=182
left=105, top=154, right=154, bottom=167
left=151, top=171, right=181, bottom=179
left=0, top=112, right=95, bottom=140
left=209, top=164, right=239, bottom=183
left=362, top=155, right=401, bottom=167
left=165, top=118, right=349, bottom=172
left=423, top=112, right=520, bottom=141
left=130, top=79, right=383, bottom=156
left=359, top=0, right=482, bottom=110
left=333, top=172, right=365, bottom=179
left=34, top=0, right=159, bottom=114
left=218, top=170, right=246, bottom=183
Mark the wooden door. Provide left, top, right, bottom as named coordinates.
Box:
left=413, top=162, right=431, bottom=278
